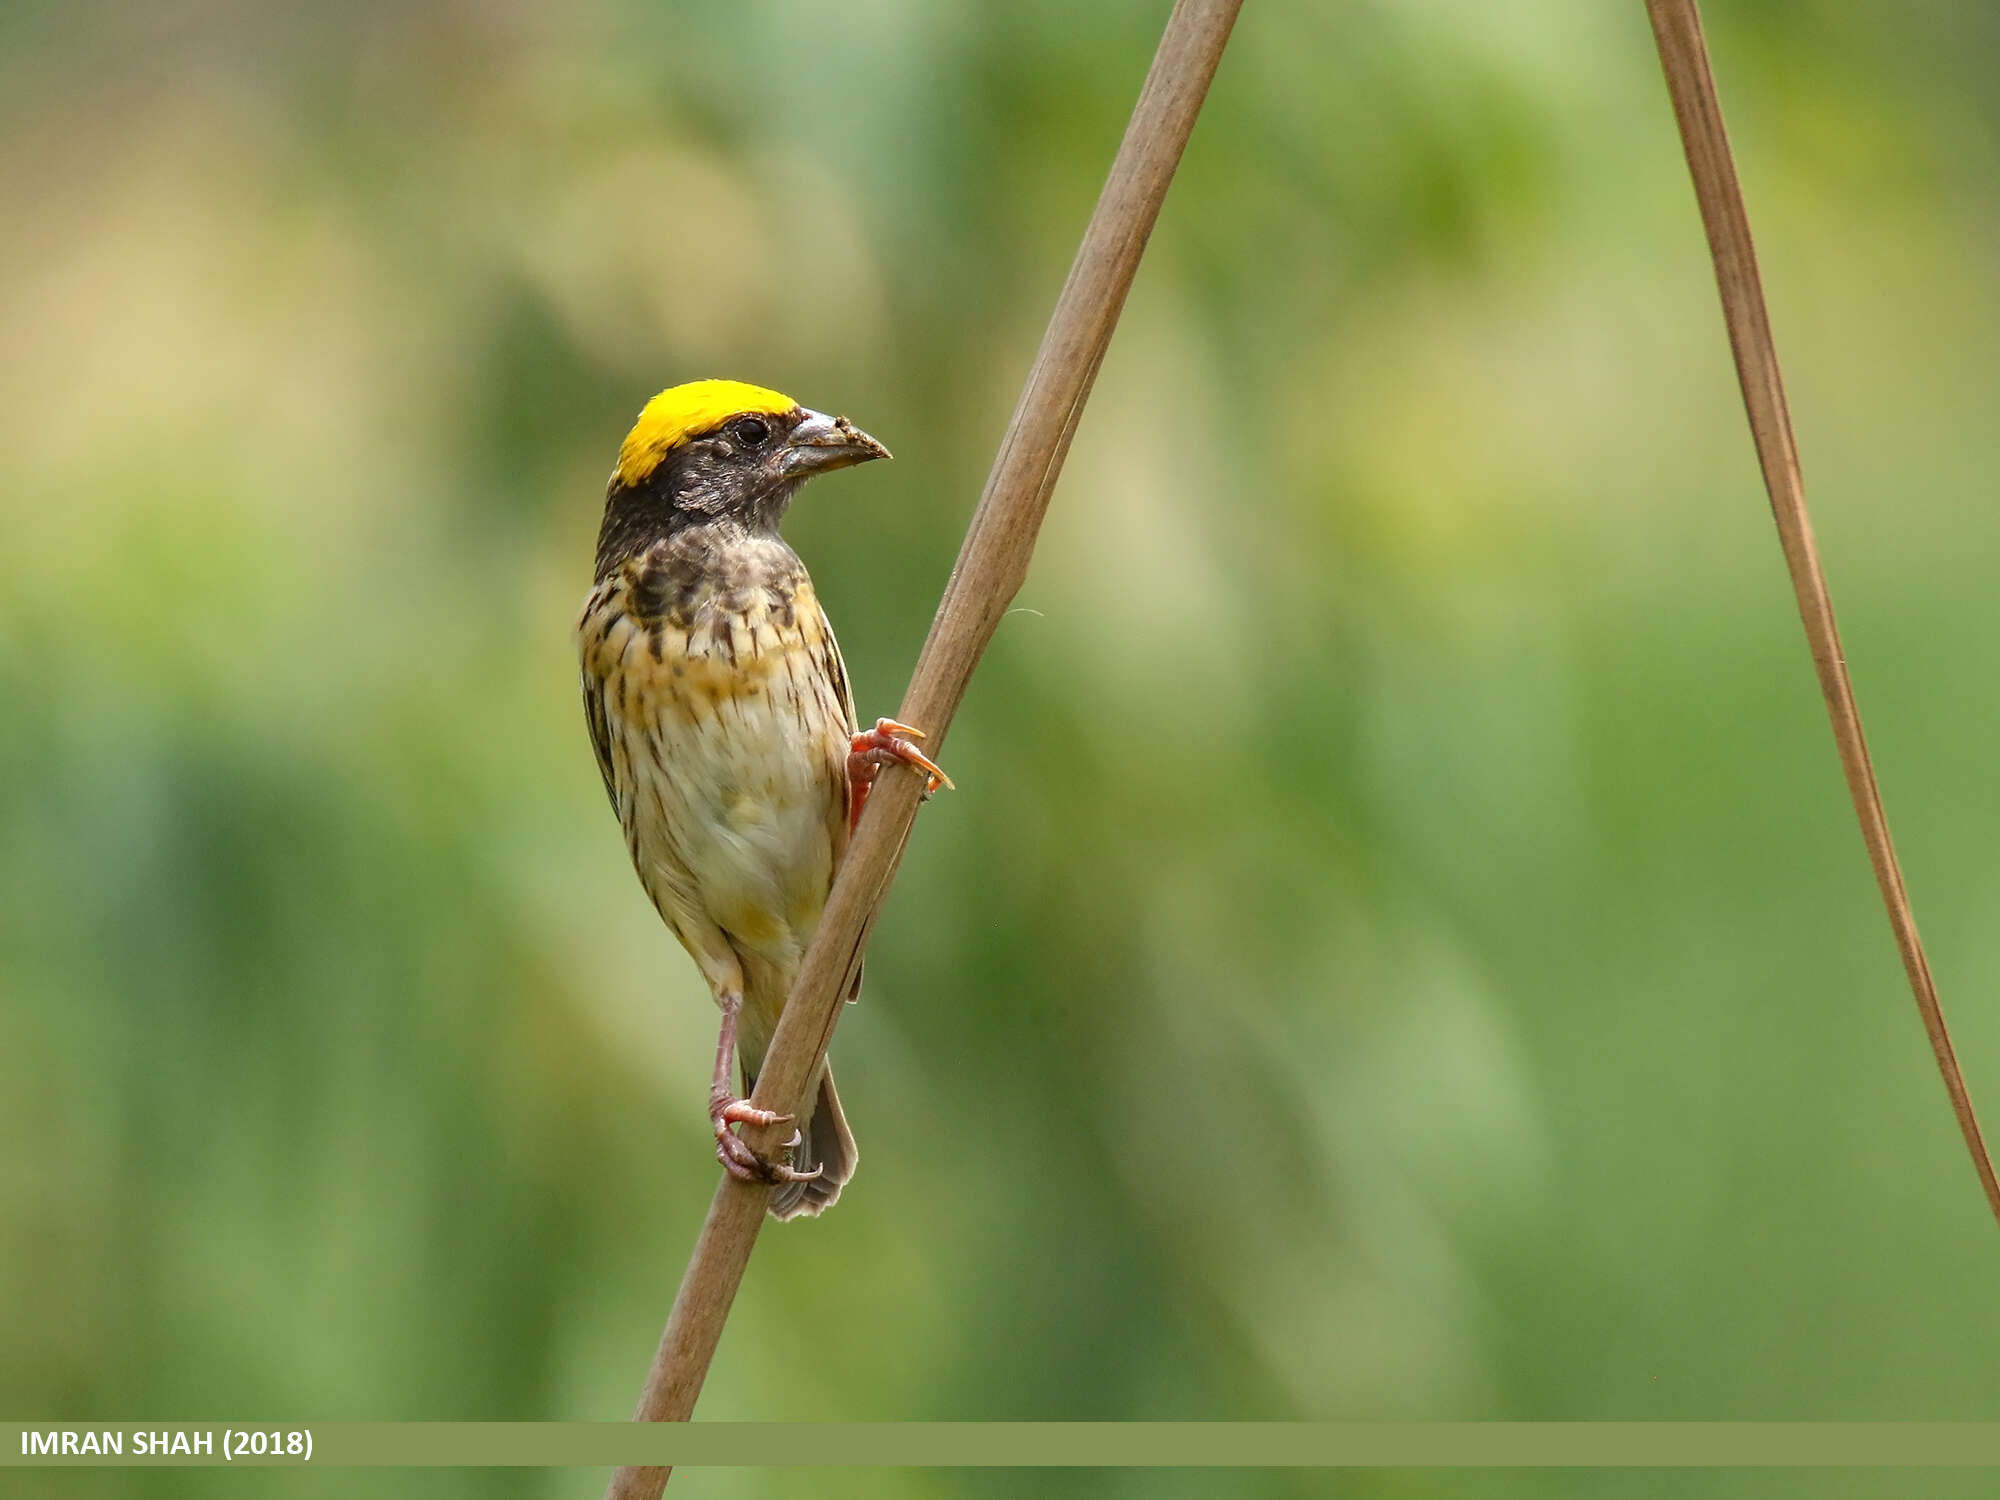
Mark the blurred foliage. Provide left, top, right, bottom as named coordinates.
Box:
left=6, top=0, right=2000, bottom=1497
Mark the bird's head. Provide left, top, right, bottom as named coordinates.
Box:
left=606, top=379, right=889, bottom=535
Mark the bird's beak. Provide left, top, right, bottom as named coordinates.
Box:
left=780, top=408, right=891, bottom=476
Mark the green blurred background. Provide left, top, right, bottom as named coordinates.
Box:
left=6, top=0, right=2000, bottom=1495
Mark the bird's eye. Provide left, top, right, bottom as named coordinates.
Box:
left=734, top=417, right=771, bottom=448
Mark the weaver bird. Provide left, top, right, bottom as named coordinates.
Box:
left=577, top=380, right=949, bottom=1219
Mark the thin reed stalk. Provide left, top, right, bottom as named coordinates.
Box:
left=1643, top=0, right=2000, bottom=1230
left=604, top=4, right=1243, bottom=1495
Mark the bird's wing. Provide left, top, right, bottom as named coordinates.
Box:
left=810, top=605, right=867, bottom=1005
left=580, top=664, right=619, bottom=815
left=816, top=607, right=860, bottom=739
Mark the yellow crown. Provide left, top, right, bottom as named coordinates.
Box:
left=616, top=379, right=800, bottom=487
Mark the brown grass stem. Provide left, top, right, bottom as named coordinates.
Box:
left=603, top=3, right=1242, bottom=1494
left=1643, top=0, right=2000, bottom=1230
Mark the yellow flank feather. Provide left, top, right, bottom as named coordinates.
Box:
left=616, top=379, right=800, bottom=487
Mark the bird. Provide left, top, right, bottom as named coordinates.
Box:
left=576, top=379, right=949, bottom=1219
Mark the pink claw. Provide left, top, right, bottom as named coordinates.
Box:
left=848, top=718, right=954, bottom=832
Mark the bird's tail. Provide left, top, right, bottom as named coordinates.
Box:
left=737, top=954, right=858, bottom=1219
left=763, top=1062, right=856, bottom=1220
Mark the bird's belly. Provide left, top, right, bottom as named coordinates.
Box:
left=608, top=625, right=844, bottom=965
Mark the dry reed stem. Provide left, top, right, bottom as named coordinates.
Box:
left=1643, top=0, right=2000, bottom=1229
left=603, top=3, right=1243, bottom=1495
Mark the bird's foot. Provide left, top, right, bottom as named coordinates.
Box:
left=708, top=1088, right=820, bottom=1185
left=848, top=718, right=954, bottom=832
